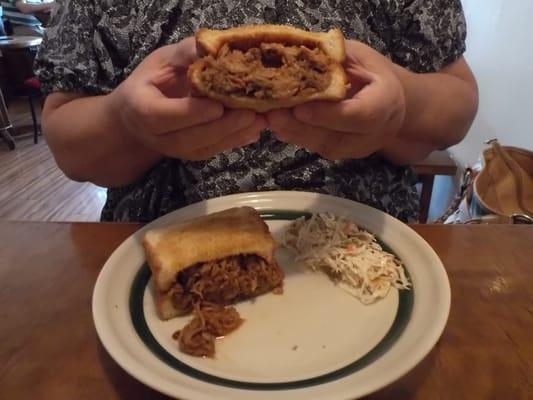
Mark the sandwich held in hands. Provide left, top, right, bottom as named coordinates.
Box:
left=142, top=206, right=284, bottom=357
left=188, top=24, right=349, bottom=112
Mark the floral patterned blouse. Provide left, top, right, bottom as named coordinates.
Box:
left=36, top=0, right=467, bottom=222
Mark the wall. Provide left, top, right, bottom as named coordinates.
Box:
left=450, top=0, right=533, bottom=166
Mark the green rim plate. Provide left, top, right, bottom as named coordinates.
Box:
left=129, top=210, right=414, bottom=390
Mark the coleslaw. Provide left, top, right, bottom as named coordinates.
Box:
left=282, top=213, right=410, bottom=304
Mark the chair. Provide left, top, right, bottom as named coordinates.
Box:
left=19, top=76, right=41, bottom=144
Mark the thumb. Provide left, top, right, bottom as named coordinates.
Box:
left=169, top=36, right=199, bottom=69
left=344, top=64, right=373, bottom=97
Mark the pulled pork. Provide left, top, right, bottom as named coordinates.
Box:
left=170, top=254, right=284, bottom=357
left=198, top=43, right=332, bottom=99
left=174, top=302, right=243, bottom=357
left=170, top=254, right=284, bottom=313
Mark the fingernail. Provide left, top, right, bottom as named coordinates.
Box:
left=293, top=106, right=312, bottom=121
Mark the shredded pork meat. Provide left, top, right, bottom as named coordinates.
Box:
left=170, top=254, right=284, bottom=313
left=169, top=254, right=284, bottom=357
left=198, top=43, right=332, bottom=99
left=174, top=302, right=243, bottom=357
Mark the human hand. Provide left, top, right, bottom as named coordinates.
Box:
left=266, top=40, right=406, bottom=160
left=110, top=37, right=266, bottom=161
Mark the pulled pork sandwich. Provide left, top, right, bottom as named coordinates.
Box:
left=142, top=206, right=284, bottom=357
left=188, top=24, right=348, bottom=112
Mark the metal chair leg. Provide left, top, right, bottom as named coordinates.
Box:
left=1, top=127, right=16, bottom=150
left=28, top=96, right=39, bottom=144
left=0, top=87, right=16, bottom=150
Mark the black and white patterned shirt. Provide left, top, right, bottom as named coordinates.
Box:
left=35, top=0, right=467, bottom=223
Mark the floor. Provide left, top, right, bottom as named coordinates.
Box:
left=0, top=99, right=106, bottom=222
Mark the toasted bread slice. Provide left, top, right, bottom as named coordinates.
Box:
left=142, top=207, right=275, bottom=294
left=196, top=24, right=346, bottom=63
left=188, top=24, right=349, bottom=112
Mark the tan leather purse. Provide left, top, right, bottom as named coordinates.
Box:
left=439, top=140, right=533, bottom=224
left=471, top=140, right=533, bottom=222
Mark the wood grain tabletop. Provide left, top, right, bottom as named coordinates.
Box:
left=0, top=222, right=531, bottom=400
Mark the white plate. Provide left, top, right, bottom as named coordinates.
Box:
left=92, top=191, right=450, bottom=400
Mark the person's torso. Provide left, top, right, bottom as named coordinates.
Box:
left=59, top=0, right=420, bottom=222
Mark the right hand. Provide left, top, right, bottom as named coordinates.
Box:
left=110, top=37, right=266, bottom=161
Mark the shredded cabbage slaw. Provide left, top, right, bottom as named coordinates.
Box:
left=282, top=213, right=410, bottom=304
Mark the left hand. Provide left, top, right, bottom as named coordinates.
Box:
left=266, top=40, right=406, bottom=160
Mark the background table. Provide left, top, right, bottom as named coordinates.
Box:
left=0, top=222, right=531, bottom=399
left=0, top=35, right=42, bottom=93
left=0, top=35, right=42, bottom=150
left=412, top=150, right=458, bottom=223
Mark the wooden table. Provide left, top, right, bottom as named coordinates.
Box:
left=1, top=222, right=532, bottom=399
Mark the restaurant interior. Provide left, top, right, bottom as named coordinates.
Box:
left=0, top=1, right=531, bottom=399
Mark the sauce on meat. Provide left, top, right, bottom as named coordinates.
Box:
left=197, top=43, right=332, bottom=99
